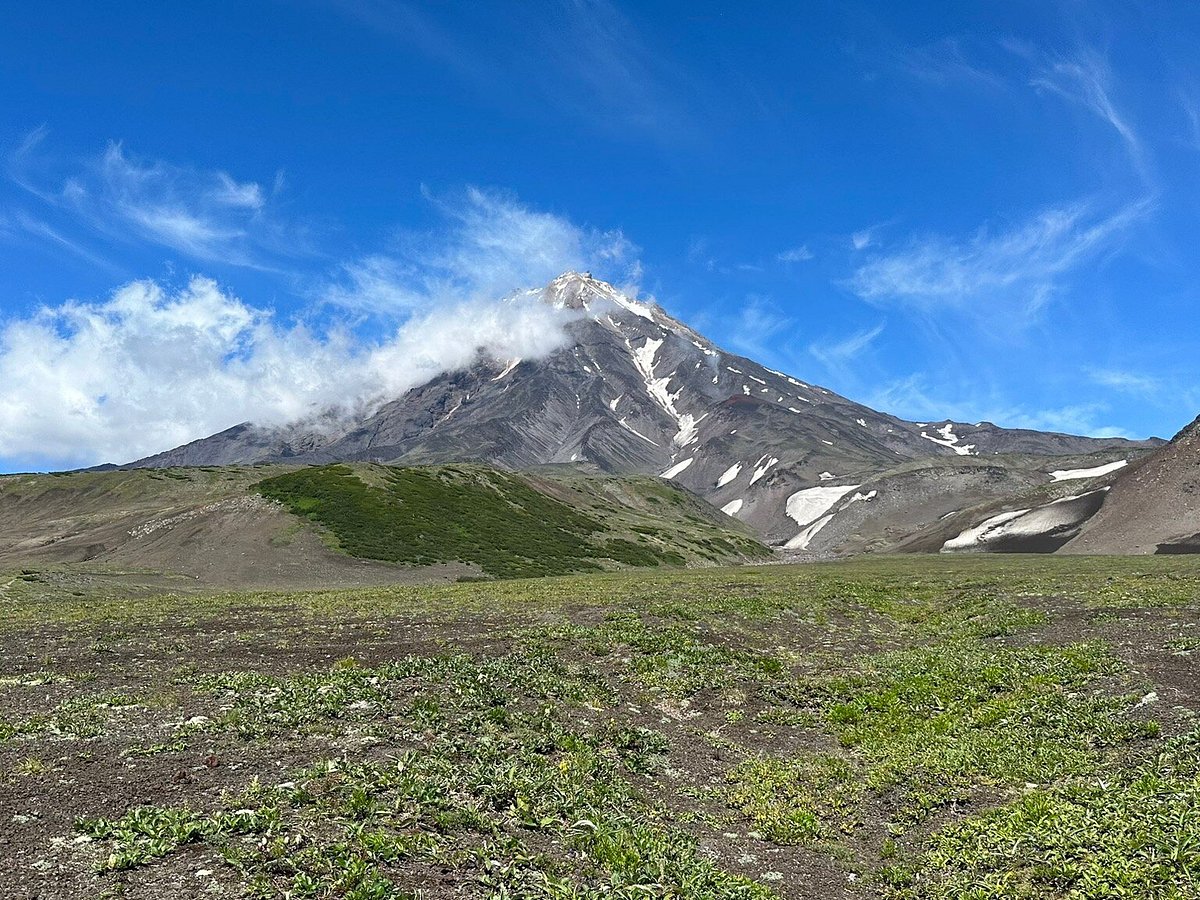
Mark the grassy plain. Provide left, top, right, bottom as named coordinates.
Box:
left=1, top=554, right=1197, bottom=898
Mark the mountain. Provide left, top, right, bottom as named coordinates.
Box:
left=129, top=272, right=1159, bottom=549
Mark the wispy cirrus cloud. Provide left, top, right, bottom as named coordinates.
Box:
left=721, top=296, right=794, bottom=361
left=1023, top=46, right=1149, bottom=180
left=336, top=0, right=704, bottom=145
left=808, top=321, right=885, bottom=371
left=896, top=36, right=1008, bottom=90
left=848, top=198, right=1150, bottom=318
left=324, top=186, right=641, bottom=315
left=7, top=212, right=117, bottom=271
left=867, top=373, right=1131, bottom=438
left=850, top=219, right=897, bottom=251
left=777, top=244, right=814, bottom=263
left=9, top=133, right=293, bottom=269
left=1087, top=367, right=1162, bottom=396
left=1178, top=87, right=1200, bottom=150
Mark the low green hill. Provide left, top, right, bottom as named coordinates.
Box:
left=255, top=463, right=769, bottom=579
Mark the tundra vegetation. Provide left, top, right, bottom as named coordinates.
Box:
left=0, top=555, right=1197, bottom=898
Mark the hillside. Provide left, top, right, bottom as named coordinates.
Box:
left=883, top=417, right=1200, bottom=556
left=254, top=463, right=769, bottom=578
left=0, top=463, right=767, bottom=587
left=1061, top=414, right=1200, bottom=554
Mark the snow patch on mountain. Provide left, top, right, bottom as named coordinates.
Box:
left=1049, top=459, right=1127, bottom=481
left=618, top=418, right=659, bottom=446
left=717, top=463, right=742, bottom=487
left=721, top=498, right=744, bottom=516
left=492, top=358, right=521, bottom=381
left=661, top=457, right=694, bottom=479
left=627, top=335, right=702, bottom=447
left=750, top=456, right=779, bottom=485
left=612, top=293, right=656, bottom=322
left=943, top=488, right=1110, bottom=552
left=921, top=423, right=976, bottom=456
left=943, top=509, right=1030, bottom=551
left=785, top=513, right=836, bottom=550
left=785, top=484, right=860, bottom=531
left=783, top=480, right=868, bottom=550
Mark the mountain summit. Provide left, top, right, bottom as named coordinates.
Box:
left=132, top=273, right=1155, bottom=546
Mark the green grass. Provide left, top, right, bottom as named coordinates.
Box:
left=4, top=555, right=1200, bottom=897
left=881, top=728, right=1200, bottom=898
left=79, top=654, right=773, bottom=899
left=727, top=638, right=1158, bottom=841
left=255, top=464, right=765, bottom=578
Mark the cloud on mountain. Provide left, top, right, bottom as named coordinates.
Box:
left=323, top=187, right=640, bottom=314
left=0, top=188, right=639, bottom=468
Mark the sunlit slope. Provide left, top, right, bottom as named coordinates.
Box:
left=254, top=463, right=770, bottom=578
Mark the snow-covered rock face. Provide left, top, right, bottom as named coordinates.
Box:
left=626, top=336, right=705, bottom=448
left=543, top=271, right=660, bottom=323
left=920, top=422, right=976, bottom=456
left=1049, top=460, right=1127, bottom=481
left=943, top=488, right=1109, bottom=553
left=716, top=463, right=742, bottom=487
left=749, top=455, right=778, bottom=485
left=660, top=457, right=693, bottom=479
left=782, top=484, right=861, bottom=549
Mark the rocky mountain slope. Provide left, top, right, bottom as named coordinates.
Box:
left=1060, top=415, right=1200, bottom=554
left=129, top=272, right=1159, bottom=549
left=880, top=418, right=1199, bottom=556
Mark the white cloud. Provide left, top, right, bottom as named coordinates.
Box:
left=11, top=213, right=116, bottom=271
left=11, top=138, right=287, bottom=268
left=809, top=322, right=885, bottom=369
left=1088, top=367, right=1161, bottom=396
left=1176, top=83, right=1200, bottom=152
left=777, top=244, right=814, bottom=263
left=849, top=199, right=1149, bottom=316
left=324, top=186, right=640, bottom=314
left=867, top=374, right=1131, bottom=438
left=340, top=0, right=702, bottom=145
left=92, top=143, right=267, bottom=263
left=211, top=172, right=266, bottom=210
left=0, top=276, right=579, bottom=467
left=0, top=187, right=642, bottom=468
left=1028, top=49, right=1146, bottom=176
left=897, top=37, right=1007, bottom=90
left=852, top=229, right=873, bottom=251
left=723, top=296, right=793, bottom=361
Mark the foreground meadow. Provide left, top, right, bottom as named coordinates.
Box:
left=1, top=555, right=1198, bottom=899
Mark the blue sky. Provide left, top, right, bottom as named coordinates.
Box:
left=2, top=1, right=1199, bottom=471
